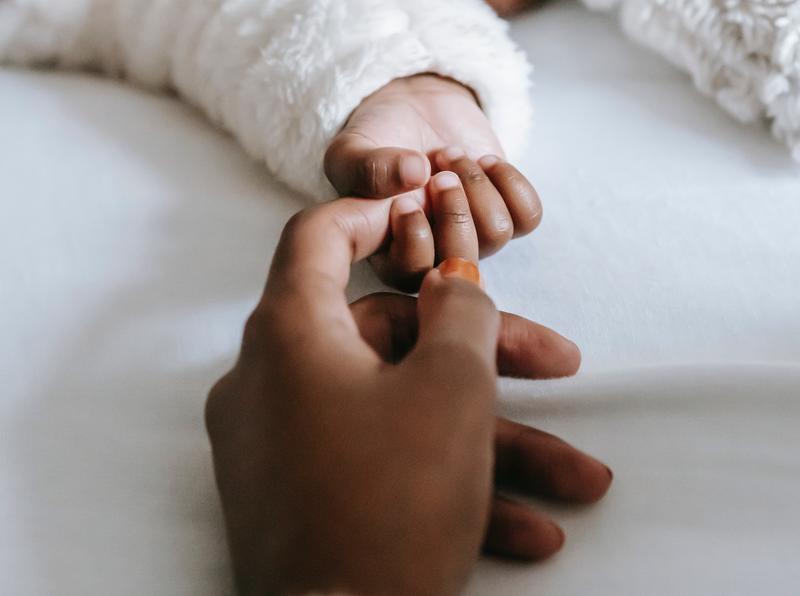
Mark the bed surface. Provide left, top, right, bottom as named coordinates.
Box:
left=2, top=2, right=799, bottom=594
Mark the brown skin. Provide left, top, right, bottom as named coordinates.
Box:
left=325, top=74, right=542, bottom=290
left=206, top=174, right=612, bottom=595
left=485, top=0, right=539, bottom=16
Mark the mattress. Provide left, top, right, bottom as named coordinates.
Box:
left=1, top=2, right=799, bottom=594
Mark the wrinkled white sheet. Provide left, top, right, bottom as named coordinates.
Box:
left=1, top=2, right=799, bottom=594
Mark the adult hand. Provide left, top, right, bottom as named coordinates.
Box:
left=206, top=176, right=611, bottom=595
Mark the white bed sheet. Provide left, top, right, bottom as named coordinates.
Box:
left=1, top=2, right=799, bottom=594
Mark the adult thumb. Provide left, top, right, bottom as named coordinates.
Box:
left=410, top=258, right=500, bottom=373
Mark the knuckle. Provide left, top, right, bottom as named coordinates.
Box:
left=462, top=165, right=487, bottom=185
left=359, top=154, right=391, bottom=197
left=442, top=208, right=472, bottom=225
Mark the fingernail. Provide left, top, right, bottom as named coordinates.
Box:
left=605, top=465, right=614, bottom=481
left=401, top=154, right=429, bottom=187
left=394, top=195, right=420, bottom=215
left=479, top=154, right=501, bottom=169
left=432, top=171, right=460, bottom=191
left=437, top=257, right=481, bottom=286
left=443, top=146, right=465, bottom=163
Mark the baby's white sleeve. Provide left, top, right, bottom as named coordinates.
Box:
left=0, top=0, right=532, bottom=200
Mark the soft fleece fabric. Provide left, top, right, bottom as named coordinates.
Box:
left=0, top=0, right=532, bottom=200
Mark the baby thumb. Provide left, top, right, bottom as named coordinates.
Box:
left=325, top=135, right=430, bottom=198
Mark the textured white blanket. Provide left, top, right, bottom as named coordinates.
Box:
left=585, top=0, right=800, bottom=160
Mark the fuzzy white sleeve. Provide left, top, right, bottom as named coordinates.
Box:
left=0, top=0, right=532, bottom=200
left=582, top=0, right=800, bottom=161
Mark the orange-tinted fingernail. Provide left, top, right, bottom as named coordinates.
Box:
left=438, top=257, right=481, bottom=287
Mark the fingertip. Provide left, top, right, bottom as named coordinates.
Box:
left=539, top=521, right=567, bottom=561
left=558, top=453, right=615, bottom=504
left=535, top=328, right=581, bottom=378
left=558, top=337, right=582, bottom=378
left=485, top=498, right=566, bottom=562
left=584, top=460, right=614, bottom=503
left=494, top=419, right=613, bottom=505
left=512, top=521, right=565, bottom=562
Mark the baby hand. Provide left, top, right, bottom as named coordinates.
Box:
left=324, top=75, right=541, bottom=289
left=371, top=155, right=540, bottom=291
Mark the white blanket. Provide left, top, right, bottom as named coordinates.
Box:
left=2, top=3, right=799, bottom=594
